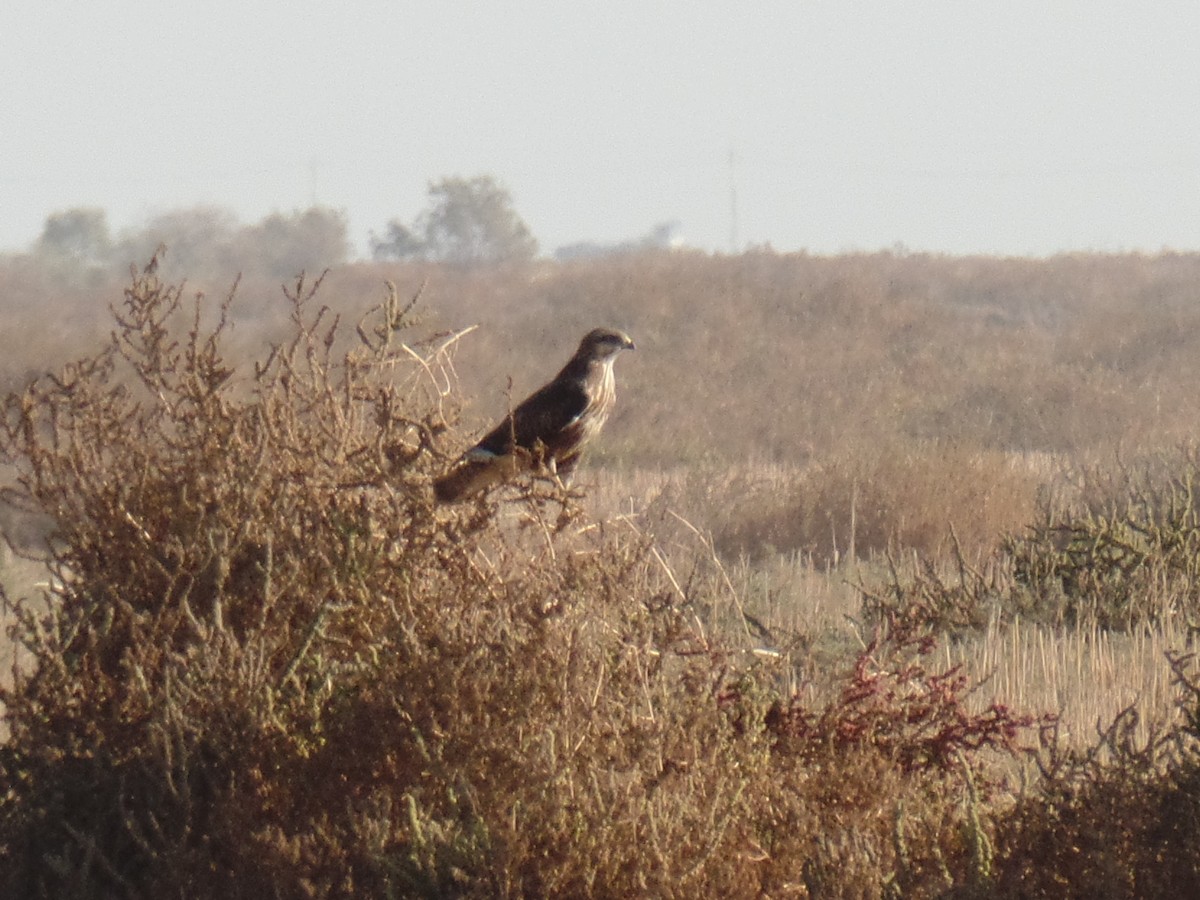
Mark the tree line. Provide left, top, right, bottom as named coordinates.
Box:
left=23, top=175, right=539, bottom=279
left=21, top=174, right=690, bottom=281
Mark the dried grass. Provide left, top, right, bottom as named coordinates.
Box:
left=3, top=248, right=1200, bottom=896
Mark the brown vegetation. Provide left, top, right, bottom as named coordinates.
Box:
left=3, top=245, right=1200, bottom=895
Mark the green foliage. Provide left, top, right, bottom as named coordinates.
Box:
left=1007, top=450, right=1200, bottom=630
left=852, top=449, right=1200, bottom=636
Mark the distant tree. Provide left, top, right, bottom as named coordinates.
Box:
left=373, top=175, right=538, bottom=266
left=108, top=206, right=348, bottom=279
left=370, top=220, right=424, bottom=262
left=35, top=207, right=111, bottom=265
left=236, top=206, right=350, bottom=277
left=420, top=175, right=537, bottom=265
left=112, top=206, right=241, bottom=275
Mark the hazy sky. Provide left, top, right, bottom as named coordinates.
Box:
left=3, top=2, right=1199, bottom=258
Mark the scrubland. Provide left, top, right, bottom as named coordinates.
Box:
left=3, top=245, right=1200, bottom=896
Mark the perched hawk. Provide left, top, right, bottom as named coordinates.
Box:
left=434, top=327, right=636, bottom=503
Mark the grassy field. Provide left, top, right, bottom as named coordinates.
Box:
left=3, top=246, right=1200, bottom=895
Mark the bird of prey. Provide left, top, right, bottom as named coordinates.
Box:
left=434, top=327, right=636, bottom=503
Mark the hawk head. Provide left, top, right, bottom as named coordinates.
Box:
left=578, top=327, right=636, bottom=361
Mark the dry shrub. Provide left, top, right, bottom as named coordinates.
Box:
left=759, top=620, right=1049, bottom=899
left=990, top=652, right=1200, bottom=898
left=0, top=259, right=1051, bottom=898
left=709, top=442, right=1038, bottom=567
left=850, top=448, right=1200, bottom=636
left=12, top=249, right=1200, bottom=476
left=0, top=259, right=745, bottom=896
left=0, top=260, right=718, bottom=896
left=0, top=259, right=467, bottom=895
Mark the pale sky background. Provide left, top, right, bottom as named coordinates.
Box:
left=2, top=2, right=1199, bottom=258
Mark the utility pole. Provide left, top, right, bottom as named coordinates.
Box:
left=728, top=147, right=740, bottom=254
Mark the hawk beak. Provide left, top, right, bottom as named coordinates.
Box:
left=625, top=338, right=636, bottom=351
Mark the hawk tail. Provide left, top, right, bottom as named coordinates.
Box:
left=433, top=453, right=527, bottom=503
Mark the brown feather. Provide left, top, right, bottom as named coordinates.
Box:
left=434, top=328, right=634, bottom=502
left=433, top=451, right=530, bottom=504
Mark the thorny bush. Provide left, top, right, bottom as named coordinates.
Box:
left=765, top=622, right=1046, bottom=775
left=1006, top=450, right=1200, bottom=630
left=0, top=258, right=1049, bottom=898
left=859, top=448, right=1200, bottom=636
left=0, top=258, right=476, bottom=895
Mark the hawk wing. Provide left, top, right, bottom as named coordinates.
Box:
left=433, top=378, right=589, bottom=503
left=472, top=379, right=590, bottom=458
